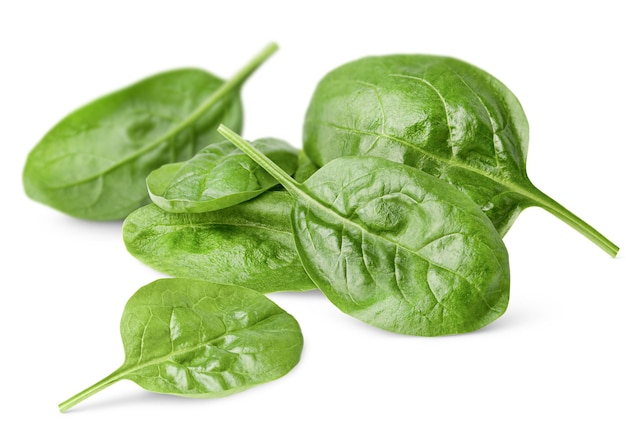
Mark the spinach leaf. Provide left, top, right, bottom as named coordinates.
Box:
left=293, top=149, right=320, bottom=182
left=23, top=43, right=277, bottom=220
left=58, top=278, right=303, bottom=412
left=303, top=55, right=619, bottom=257
left=123, top=191, right=316, bottom=293
left=147, top=138, right=299, bottom=213
left=219, top=126, right=510, bottom=336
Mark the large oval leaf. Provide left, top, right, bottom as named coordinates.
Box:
left=147, top=138, right=299, bottom=213
left=123, top=191, right=316, bottom=293
left=220, top=126, right=510, bottom=336
left=59, top=278, right=303, bottom=411
left=303, top=55, right=618, bottom=256
left=23, top=44, right=277, bottom=220
left=292, top=156, right=510, bottom=335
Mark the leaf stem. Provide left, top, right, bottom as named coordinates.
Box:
left=58, top=370, right=121, bottom=413
left=183, top=42, right=279, bottom=125
left=525, top=183, right=619, bottom=257
left=218, top=125, right=301, bottom=195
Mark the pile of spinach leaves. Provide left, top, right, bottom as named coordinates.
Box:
left=23, top=43, right=618, bottom=412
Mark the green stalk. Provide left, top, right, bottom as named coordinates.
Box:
left=525, top=183, right=619, bottom=257
left=178, top=42, right=279, bottom=127
left=58, top=370, right=122, bottom=413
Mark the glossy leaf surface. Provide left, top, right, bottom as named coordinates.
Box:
left=303, top=55, right=618, bottom=256
left=59, top=278, right=303, bottom=412
left=220, top=126, right=510, bottom=336
left=123, top=191, right=315, bottom=293
left=23, top=44, right=277, bottom=220
left=147, top=138, right=299, bottom=213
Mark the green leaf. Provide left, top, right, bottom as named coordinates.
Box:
left=123, top=191, right=316, bottom=293
left=23, top=43, right=278, bottom=220
left=293, top=149, right=320, bottom=182
left=147, top=138, right=299, bottom=213
left=58, top=278, right=303, bottom=412
left=219, top=126, right=510, bottom=336
left=303, top=55, right=618, bottom=257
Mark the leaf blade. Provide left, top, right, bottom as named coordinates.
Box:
left=24, top=44, right=277, bottom=220
left=58, top=278, right=303, bottom=411
left=146, top=138, right=299, bottom=213
left=293, top=157, right=510, bottom=335
left=123, top=191, right=316, bottom=293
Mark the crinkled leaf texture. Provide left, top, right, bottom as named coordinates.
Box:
left=123, top=191, right=315, bottom=293
left=302, top=55, right=618, bottom=257
left=147, top=138, right=299, bottom=213
left=59, top=278, right=303, bottom=411
left=294, top=156, right=510, bottom=336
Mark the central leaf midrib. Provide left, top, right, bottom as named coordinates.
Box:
left=46, top=38, right=283, bottom=192
left=116, top=310, right=285, bottom=380
left=47, top=89, right=234, bottom=191
left=162, top=220, right=291, bottom=236
left=322, top=122, right=541, bottom=205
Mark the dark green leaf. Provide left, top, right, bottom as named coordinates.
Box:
left=123, top=191, right=315, bottom=293
left=147, top=138, right=299, bottom=213
left=58, top=278, right=303, bottom=412
left=303, top=55, right=618, bottom=256
left=219, top=126, right=510, bottom=336
left=23, top=44, right=277, bottom=220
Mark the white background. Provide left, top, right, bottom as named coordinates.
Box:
left=2, top=1, right=624, bottom=442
